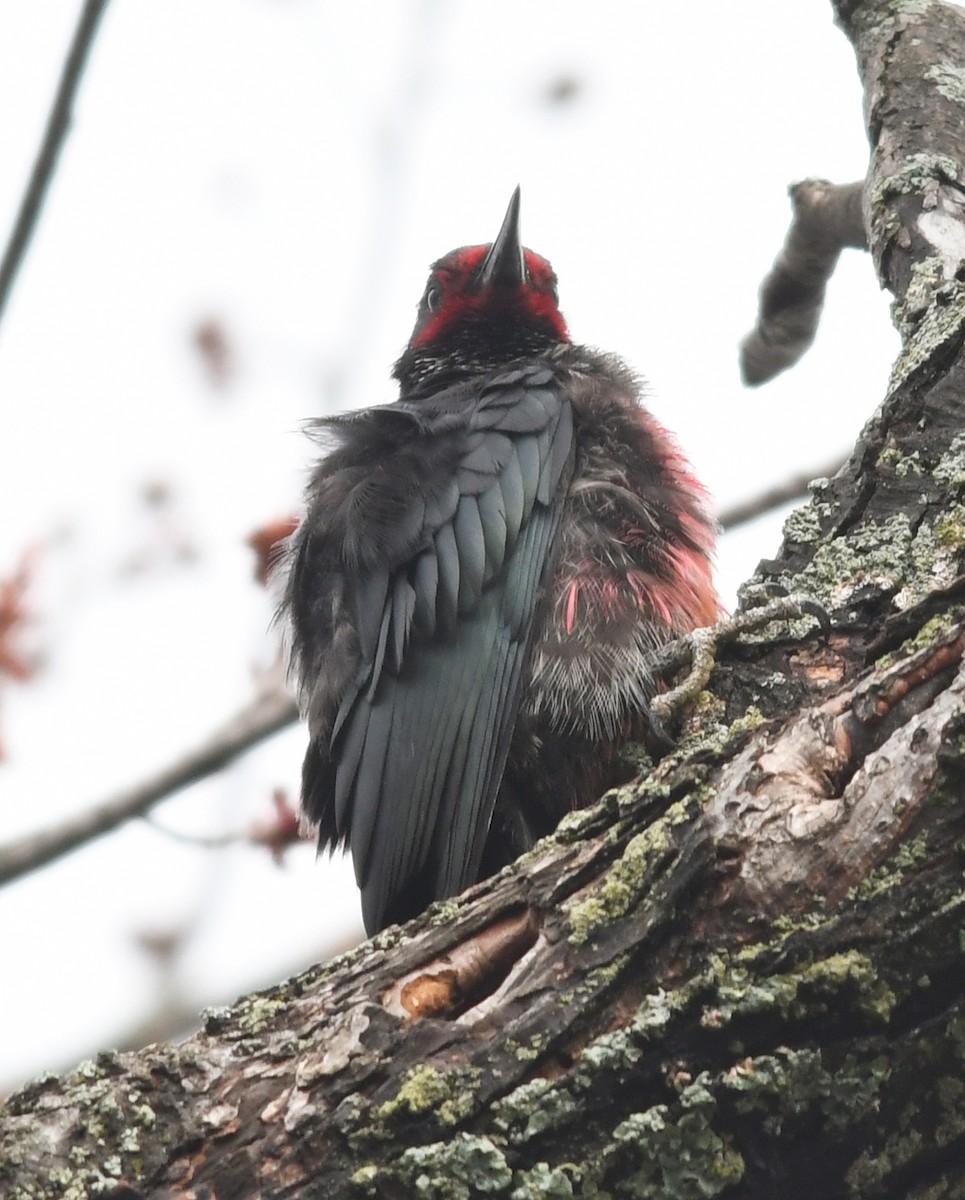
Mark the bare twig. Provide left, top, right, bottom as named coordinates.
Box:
left=0, top=0, right=110, bottom=328
left=141, top=787, right=305, bottom=863
left=718, top=454, right=847, bottom=531
left=740, top=179, right=867, bottom=386
left=0, top=443, right=849, bottom=889
left=0, top=684, right=298, bottom=889
left=139, top=815, right=240, bottom=851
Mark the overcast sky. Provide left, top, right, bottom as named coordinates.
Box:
left=0, top=0, right=900, bottom=1090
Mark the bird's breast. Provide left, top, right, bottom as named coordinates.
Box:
left=522, top=500, right=717, bottom=743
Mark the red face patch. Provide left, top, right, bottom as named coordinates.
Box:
left=410, top=245, right=569, bottom=348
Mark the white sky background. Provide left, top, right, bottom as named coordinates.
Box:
left=0, top=0, right=899, bottom=1090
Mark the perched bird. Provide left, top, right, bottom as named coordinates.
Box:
left=283, top=189, right=719, bottom=934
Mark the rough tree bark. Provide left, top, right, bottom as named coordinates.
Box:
left=5, top=2, right=965, bottom=1196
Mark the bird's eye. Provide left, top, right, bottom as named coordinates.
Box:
left=425, top=285, right=442, bottom=312
left=550, top=284, right=559, bottom=305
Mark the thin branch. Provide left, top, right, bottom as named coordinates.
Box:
left=718, top=454, right=848, bottom=531
left=0, top=446, right=847, bottom=888
left=0, top=449, right=844, bottom=887
left=0, top=0, right=110, bottom=328
left=139, top=815, right=240, bottom=850
left=740, top=179, right=867, bottom=386
left=0, top=684, right=298, bottom=888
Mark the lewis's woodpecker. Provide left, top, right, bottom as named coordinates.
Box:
left=283, top=189, right=719, bottom=934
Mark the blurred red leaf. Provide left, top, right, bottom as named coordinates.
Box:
left=247, top=516, right=298, bottom=586
left=249, top=788, right=304, bottom=865
left=545, top=73, right=583, bottom=105
left=192, top=316, right=233, bottom=389
left=0, top=547, right=41, bottom=762
left=132, top=927, right=187, bottom=966
left=117, top=478, right=200, bottom=577
left=0, top=548, right=38, bottom=685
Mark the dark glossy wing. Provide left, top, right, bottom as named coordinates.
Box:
left=285, top=364, right=573, bottom=933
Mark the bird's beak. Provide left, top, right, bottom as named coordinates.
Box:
left=473, top=186, right=526, bottom=290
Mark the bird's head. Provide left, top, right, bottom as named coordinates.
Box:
left=394, top=188, right=569, bottom=392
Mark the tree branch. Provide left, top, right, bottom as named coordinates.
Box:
left=717, top=453, right=848, bottom=531
left=0, top=683, right=297, bottom=888
left=740, top=179, right=867, bottom=385
left=0, top=0, right=110, bottom=329
left=0, top=434, right=842, bottom=888
left=0, top=442, right=846, bottom=889
left=5, top=3, right=965, bottom=1196
left=2, top=615, right=964, bottom=1195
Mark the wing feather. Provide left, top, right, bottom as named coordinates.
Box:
left=476, top=483, right=507, bottom=582
left=389, top=575, right=415, bottom=672
left=454, top=495, right=486, bottom=611
left=349, top=700, right=396, bottom=881
left=287, top=364, right=575, bottom=932
left=412, top=550, right=438, bottom=636
left=497, top=449, right=526, bottom=554
left=434, top=522, right=460, bottom=636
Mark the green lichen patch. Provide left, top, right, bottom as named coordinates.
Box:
left=722, top=1048, right=891, bottom=1136
left=493, top=1078, right=581, bottom=1146
left=427, top=898, right=463, bottom=925
left=727, top=705, right=767, bottom=740
left=633, top=982, right=705, bottom=1041
left=199, top=1003, right=233, bottom=1033
left=874, top=447, right=923, bottom=478
left=34, top=1164, right=124, bottom=1200
left=352, top=1162, right=380, bottom=1188
left=843, top=1005, right=965, bottom=1194
left=867, top=147, right=958, bottom=259
left=0, top=1054, right=164, bottom=1200
left=844, top=1008, right=965, bottom=1185
left=782, top=503, right=825, bottom=547
left=200, top=977, right=301, bottom=1041
left=672, top=692, right=738, bottom=761
left=565, top=803, right=687, bottom=945
left=935, top=1074, right=965, bottom=1142
left=850, top=0, right=935, bottom=42
left=934, top=503, right=965, bottom=549
left=689, top=689, right=726, bottom=726
left=554, top=800, right=613, bottom=841
left=889, top=275, right=965, bottom=392
left=852, top=830, right=931, bottom=900
left=770, top=900, right=829, bottom=937
left=337, top=1066, right=485, bottom=1154
left=502, top=1036, right=543, bottom=1065
left=782, top=509, right=960, bottom=614
left=846, top=1124, right=926, bottom=1195
left=375, top=1063, right=481, bottom=1129
left=926, top=60, right=965, bottom=106
left=892, top=256, right=946, bottom=338
left=714, top=949, right=897, bottom=1027
left=676, top=692, right=768, bottom=761
left=578, top=1027, right=643, bottom=1075
left=597, top=1091, right=745, bottom=1199
left=872, top=152, right=961, bottom=208
left=894, top=515, right=963, bottom=608
left=875, top=612, right=961, bottom=668
left=235, top=993, right=288, bottom=1036
left=373, top=1133, right=513, bottom=1199
left=509, top=1161, right=576, bottom=1199
left=934, top=434, right=965, bottom=491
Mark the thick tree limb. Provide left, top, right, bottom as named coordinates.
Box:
left=5, top=1, right=965, bottom=1196
left=0, top=0, right=110, bottom=328
left=2, top=609, right=963, bottom=1195
left=740, top=179, right=867, bottom=385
